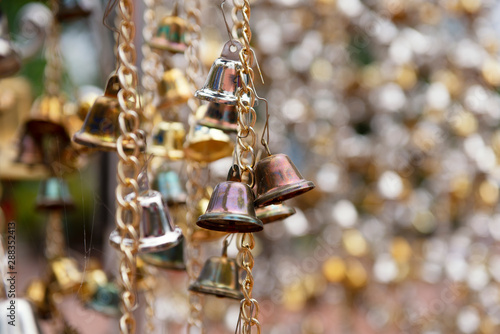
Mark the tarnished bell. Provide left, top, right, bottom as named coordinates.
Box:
left=24, top=95, right=68, bottom=137
left=256, top=203, right=296, bottom=224
left=49, top=257, right=83, bottom=295
left=189, top=241, right=243, bottom=300
left=35, top=177, right=75, bottom=211
left=109, top=186, right=184, bottom=253
left=149, top=5, right=187, bottom=53
left=16, top=131, right=44, bottom=165
left=55, top=0, right=91, bottom=22
left=86, top=282, right=121, bottom=318
left=254, top=154, right=315, bottom=207
left=195, top=40, right=250, bottom=105
left=196, top=181, right=263, bottom=233
left=147, top=121, right=185, bottom=160
left=140, top=238, right=186, bottom=270
left=73, top=74, right=145, bottom=151
left=152, top=169, right=187, bottom=205
left=157, top=68, right=191, bottom=109
left=0, top=11, right=21, bottom=78
left=0, top=299, right=43, bottom=334
left=197, top=102, right=238, bottom=133
left=191, top=198, right=226, bottom=242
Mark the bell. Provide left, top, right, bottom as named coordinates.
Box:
left=79, top=260, right=108, bottom=302
left=55, top=0, right=91, bottom=22
left=35, top=177, right=75, bottom=211
left=157, top=68, right=191, bottom=109
left=76, top=85, right=103, bottom=120
left=149, top=4, right=187, bottom=53
left=254, top=154, right=315, bottom=207
left=189, top=241, right=243, bottom=300
left=0, top=299, right=43, bottom=334
left=23, top=95, right=68, bottom=138
left=152, top=168, right=187, bottom=205
left=15, top=131, right=44, bottom=165
left=191, top=198, right=226, bottom=242
left=195, top=40, right=249, bottom=105
left=0, top=11, right=21, bottom=78
left=140, top=238, right=186, bottom=270
left=49, top=257, right=83, bottom=295
left=197, top=102, right=239, bottom=133
left=256, top=203, right=296, bottom=224
left=196, top=181, right=263, bottom=233
left=25, top=279, right=53, bottom=320
left=73, top=74, right=145, bottom=151
left=109, top=188, right=184, bottom=253
left=147, top=121, right=185, bottom=160
left=86, top=281, right=121, bottom=318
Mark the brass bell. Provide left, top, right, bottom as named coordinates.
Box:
left=35, top=177, right=75, bottom=211
left=157, top=68, right=191, bottom=109
left=15, top=131, right=44, bottom=166
left=196, top=181, right=263, bottom=233
left=197, top=102, right=239, bottom=133
left=55, top=0, right=91, bottom=22
left=191, top=197, right=226, bottom=242
left=48, top=257, right=83, bottom=295
left=0, top=299, right=43, bottom=334
left=86, top=281, right=121, bottom=318
left=254, top=154, right=315, bottom=207
left=23, top=95, right=68, bottom=138
left=140, top=238, right=186, bottom=270
left=149, top=4, right=187, bottom=53
left=109, top=186, right=184, bottom=253
left=147, top=121, right=185, bottom=160
left=189, top=240, right=243, bottom=300
left=256, top=203, right=296, bottom=224
left=73, top=74, right=145, bottom=151
left=79, top=259, right=108, bottom=303
left=195, top=40, right=249, bottom=105
left=0, top=11, right=21, bottom=78
left=152, top=168, right=187, bottom=205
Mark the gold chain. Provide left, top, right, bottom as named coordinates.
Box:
left=115, top=0, right=143, bottom=332
left=45, top=0, right=63, bottom=96
left=184, top=0, right=203, bottom=97
left=45, top=209, right=65, bottom=259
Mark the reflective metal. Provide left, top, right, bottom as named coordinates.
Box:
left=147, top=121, right=185, bottom=160
left=157, top=68, right=191, bottom=109
left=35, top=177, right=75, bottom=211
left=256, top=203, right=296, bottom=224
left=49, top=257, right=83, bottom=295
left=191, top=198, right=226, bottom=241
left=86, top=282, right=121, bottom=318
left=184, top=119, right=234, bottom=163
left=149, top=7, right=187, bottom=53
left=197, top=102, right=239, bottom=133
left=152, top=168, right=187, bottom=205
left=140, top=238, right=186, bottom=270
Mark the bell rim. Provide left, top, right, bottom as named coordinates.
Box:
left=188, top=282, right=244, bottom=300
left=139, top=253, right=187, bottom=271
left=25, top=119, right=69, bottom=138
left=194, top=89, right=240, bottom=105
left=109, top=228, right=184, bottom=253
left=255, top=180, right=316, bottom=207
left=73, top=132, right=145, bottom=152
left=196, top=213, right=264, bottom=233
left=35, top=201, right=76, bottom=211
left=256, top=204, right=296, bottom=224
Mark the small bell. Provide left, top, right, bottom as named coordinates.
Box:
left=149, top=4, right=187, bottom=53
left=15, top=131, right=44, bottom=166
left=79, top=260, right=108, bottom=303
left=35, top=177, right=75, bottom=211
left=147, top=121, right=186, bottom=160
left=48, top=257, right=83, bottom=295
left=140, top=238, right=186, bottom=270
left=254, top=154, right=315, bottom=207
left=189, top=240, right=243, bottom=300
left=73, top=74, right=145, bottom=151
left=196, top=180, right=263, bottom=233
left=157, top=68, right=191, bottom=109
left=195, top=40, right=249, bottom=105
left=256, top=203, right=296, bottom=224
left=86, top=281, right=121, bottom=318
left=197, top=102, right=239, bottom=133
left=191, top=197, right=226, bottom=242
left=55, top=0, right=91, bottom=22
left=23, top=95, right=69, bottom=138
left=152, top=168, right=187, bottom=205
left=0, top=11, right=21, bottom=78
left=0, top=299, right=43, bottom=334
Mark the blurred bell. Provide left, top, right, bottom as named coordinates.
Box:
left=73, top=74, right=145, bottom=151
left=79, top=260, right=108, bottom=302
left=76, top=85, right=103, bottom=120
left=196, top=181, right=263, bottom=233
left=15, top=131, right=44, bottom=165
left=35, top=177, right=75, bottom=211
left=256, top=203, right=296, bottom=224
left=149, top=4, right=187, bottom=53
left=0, top=11, right=21, bottom=78
left=198, top=102, right=239, bottom=133
left=0, top=299, right=43, bottom=334
left=195, top=40, right=249, bottom=105
left=140, top=238, right=186, bottom=270
left=152, top=168, right=187, bottom=205
left=86, top=281, right=121, bottom=318
left=49, top=257, right=83, bottom=295
left=147, top=121, right=185, bottom=160
left=23, top=95, right=68, bottom=138
left=189, top=240, right=243, bottom=300
left=157, top=68, right=191, bottom=109
left=254, top=154, right=315, bottom=207
left=55, top=0, right=91, bottom=22
left=25, top=279, right=52, bottom=319
left=109, top=179, right=184, bottom=253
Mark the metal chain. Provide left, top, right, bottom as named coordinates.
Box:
left=45, top=0, right=63, bottom=96
left=184, top=0, right=204, bottom=98
left=45, top=209, right=65, bottom=259
left=115, top=0, right=143, bottom=332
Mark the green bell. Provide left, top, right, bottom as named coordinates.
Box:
left=86, top=282, right=121, bottom=318
left=35, top=177, right=75, bottom=211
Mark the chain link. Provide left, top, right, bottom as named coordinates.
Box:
left=44, top=0, right=63, bottom=97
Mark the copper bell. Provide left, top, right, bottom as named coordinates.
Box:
left=147, top=121, right=185, bottom=160
left=86, top=281, right=121, bottom=318
left=149, top=4, right=187, bottom=53
left=254, top=154, right=315, bottom=207
left=109, top=178, right=184, bottom=253
left=35, top=177, right=75, bottom=211
left=73, top=74, right=145, bottom=151
left=191, top=197, right=226, bottom=242
left=0, top=11, right=21, bottom=78
left=157, top=68, right=191, bottom=109
left=55, top=0, right=91, bottom=22
left=152, top=168, right=187, bottom=205
left=140, top=238, right=186, bottom=270
left=48, top=257, right=83, bottom=295
left=195, top=40, right=249, bottom=105
left=197, top=102, right=239, bottom=133
left=189, top=240, right=243, bottom=300
left=0, top=299, right=43, bottom=334
left=256, top=203, right=296, bottom=224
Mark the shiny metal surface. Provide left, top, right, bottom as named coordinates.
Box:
left=256, top=203, right=296, bottom=224
left=147, top=121, right=185, bottom=160
left=197, top=102, right=239, bottom=133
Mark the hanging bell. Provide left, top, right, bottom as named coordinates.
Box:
left=15, top=131, right=44, bottom=166
left=197, top=102, right=239, bottom=133
left=55, top=0, right=91, bottom=22
left=23, top=95, right=68, bottom=138
left=35, top=177, right=75, bottom=211
left=157, top=68, right=191, bottom=109
left=73, top=74, right=145, bottom=151
left=189, top=241, right=243, bottom=300
left=196, top=181, right=263, bottom=233
left=109, top=188, right=184, bottom=253
left=86, top=281, right=121, bottom=318
left=0, top=11, right=21, bottom=78
left=191, top=197, right=226, bottom=242
left=256, top=203, right=296, bottom=224
left=195, top=40, right=249, bottom=105
left=48, top=257, right=83, bottom=295
left=149, top=4, right=187, bottom=53
left=254, top=154, right=315, bottom=207
left=0, top=299, right=43, bottom=334
left=140, top=238, right=186, bottom=270
left=147, top=121, right=185, bottom=160
left=152, top=168, right=187, bottom=205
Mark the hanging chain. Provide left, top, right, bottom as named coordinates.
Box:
left=185, top=0, right=204, bottom=99
left=45, top=209, right=65, bottom=259
left=45, top=0, right=63, bottom=96
left=115, top=0, right=143, bottom=332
